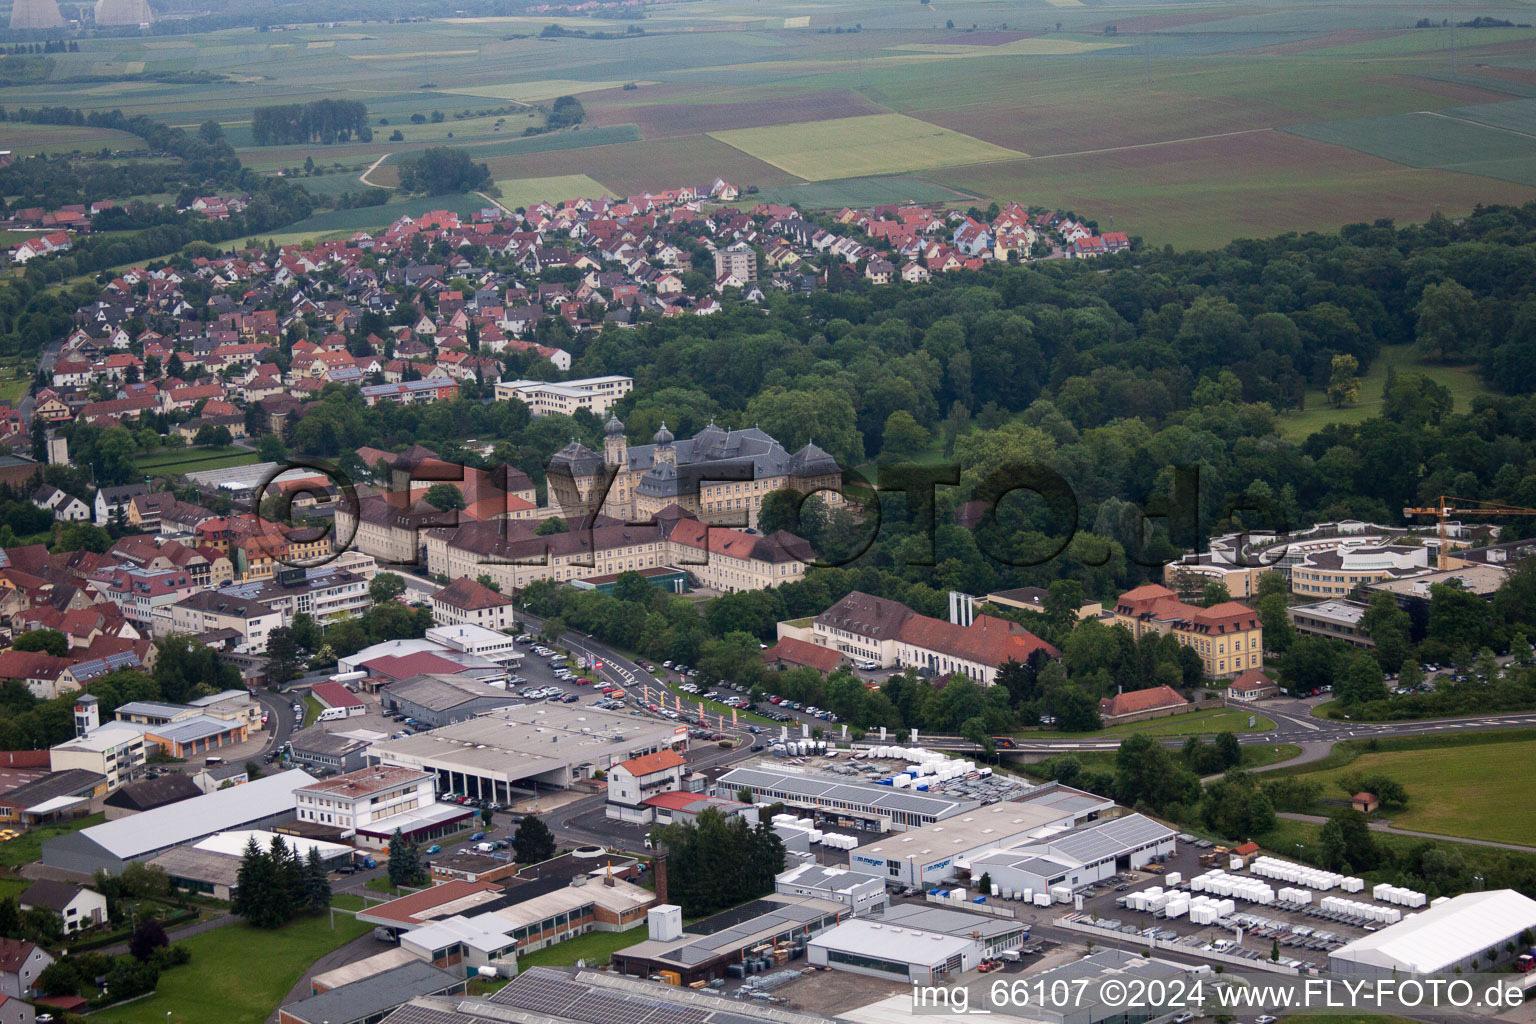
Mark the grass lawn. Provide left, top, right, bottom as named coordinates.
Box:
left=0, top=813, right=104, bottom=869
left=0, top=877, right=30, bottom=902
left=331, top=893, right=367, bottom=911
left=1277, top=346, right=1493, bottom=440
left=0, top=371, right=28, bottom=405
left=301, top=695, right=322, bottom=728
left=1282, top=736, right=1536, bottom=845
left=1040, top=707, right=1274, bottom=741
left=92, top=913, right=372, bottom=1024
left=137, top=445, right=261, bottom=476
left=515, top=926, right=644, bottom=968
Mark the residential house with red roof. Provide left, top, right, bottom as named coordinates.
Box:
left=606, top=748, right=687, bottom=823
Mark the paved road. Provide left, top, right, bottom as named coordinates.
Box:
left=1277, top=812, right=1536, bottom=852
left=99, top=912, right=235, bottom=956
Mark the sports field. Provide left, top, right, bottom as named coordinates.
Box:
left=711, top=113, right=1021, bottom=181
left=1288, top=738, right=1536, bottom=846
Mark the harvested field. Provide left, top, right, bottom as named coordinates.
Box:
left=586, top=89, right=885, bottom=137
left=481, top=134, right=802, bottom=193
left=937, top=129, right=1536, bottom=249
left=932, top=31, right=1032, bottom=46
left=711, top=113, right=1021, bottom=180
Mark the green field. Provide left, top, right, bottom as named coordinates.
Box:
left=1277, top=346, right=1493, bottom=440
left=93, top=914, right=373, bottom=1024
left=1284, top=111, right=1536, bottom=188
left=492, top=174, right=617, bottom=210
left=711, top=113, right=1021, bottom=181
left=137, top=445, right=261, bottom=476
left=516, top=926, right=645, bottom=968
left=0, top=121, right=144, bottom=156
left=1281, top=736, right=1536, bottom=845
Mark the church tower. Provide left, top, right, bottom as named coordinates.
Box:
left=653, top=422, right=676, bottom=467
left=604, top=413, right=626, bottom=467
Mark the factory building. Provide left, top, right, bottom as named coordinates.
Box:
left=808, top=904, right=1027, bottom=984
left=847, top=785, right=1114, bottom=890
left=967, top=813, right=1177, bottom=895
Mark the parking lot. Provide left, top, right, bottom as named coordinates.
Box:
left=1059, top=838, right=1404, bottom=971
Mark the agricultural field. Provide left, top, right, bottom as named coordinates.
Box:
left=6, top=0, right=1535, bottom=247
left=710, top=113, right=1021, bottom=180
left=0, top=121, right=144, bottom=156
left=1285, top=736, right=1536, bottom=845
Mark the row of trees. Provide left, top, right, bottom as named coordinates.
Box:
left=251, top=99, right=370, bottom=146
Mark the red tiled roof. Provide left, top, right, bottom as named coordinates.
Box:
left=433, top=576, right=514, bottom=612
left=614, top=749, right=684, bottom=778
left=1233, top=668, right=1274, bottom=689
left=1234, top=841, right=1260, bottom=856
left=1098, top=684, right=1188, bottom=718
left=762, top=637, right=843, bottom=674
left=310, top=681, right=364, bottom=709
left=0, top=937, right=41, bottom=973
left=361, top=880, right=501, bottom=925
left=364, top=652, right=463, bottom=680
left=897, top=613, right=1059, bottom=666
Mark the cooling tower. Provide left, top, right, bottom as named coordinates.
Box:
left=10, top=0, right=65, bottom=30
left=94, top=0, right=153, bottom=25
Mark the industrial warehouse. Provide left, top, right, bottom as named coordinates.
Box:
left=369, top=702, right=685, bottom=802
left=807, top=904, right=1028, bottom=983
left=611, top=896, right=848, bottom=985
left=1328, top=889, right=1536, bottom=977
left=712, top=765, right=980, bottom=832
left=847, top=784, right=1121, bottom=889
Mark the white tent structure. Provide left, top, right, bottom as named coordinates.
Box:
left=1329, top=889, right=1536, bottom=977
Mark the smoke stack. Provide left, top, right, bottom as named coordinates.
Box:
left=653, top=852, right=668, bottom=904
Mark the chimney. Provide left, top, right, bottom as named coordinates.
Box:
left=653, top=851, right=669, bottom=905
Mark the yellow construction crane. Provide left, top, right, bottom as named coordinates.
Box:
left=1401, top=495, right=1536, bottom=571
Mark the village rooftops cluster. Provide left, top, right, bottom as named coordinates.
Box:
left=33, top=185, right=1124, bottom=441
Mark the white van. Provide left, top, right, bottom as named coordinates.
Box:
left=317, top=707, right=351, bottom=723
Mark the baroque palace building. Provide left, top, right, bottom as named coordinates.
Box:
left=547, top=417, right=841, bottom=530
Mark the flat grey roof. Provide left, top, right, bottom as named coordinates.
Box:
left=284, top=960, right=462, bottom=1024
left=369, top=703, right=677, bottom=783
left=718, top=766, right=975, bottom=819
left=880, top=902, right=1021, bottom=939
left=56, top=769, right=313, bottom=859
